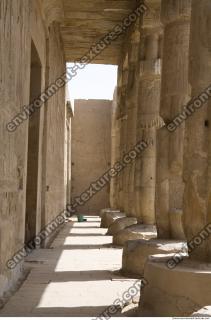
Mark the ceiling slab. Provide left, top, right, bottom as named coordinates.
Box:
left=61, top=0, right=138, bottom=64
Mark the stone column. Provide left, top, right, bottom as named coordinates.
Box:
left=183, top=0, right=211, bottom=261
left=106, top=24, right=142, bottom=235
left=112, top=6, right=161, bottom=245
left=121, top=0, right=190, bottom=277
left=118, top=54, right=129, bottom=212
left=135, top=13, right=162, bottom=225
left=113, top=68, right=123, bottom=210
left=110, top=88, right=121, bottom=209
left=136, top=2, right=211, bottom=317
left=156, top=0, right=191, bottom=239
left=123, top=22, right=140, bottom=217
left=110, top=88, right=117, bottom=208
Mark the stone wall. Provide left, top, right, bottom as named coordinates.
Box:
left=41, top=22, right=66, bottom=233
left=71, top=100, right=112, bottom=215
left=0, top=0, right=68, bottom=297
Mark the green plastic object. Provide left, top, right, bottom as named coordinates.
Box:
left=78, top=214, right=85, bottom=222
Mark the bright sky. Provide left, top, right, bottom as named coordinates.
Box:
left=67, top=63, right=118, bottom=100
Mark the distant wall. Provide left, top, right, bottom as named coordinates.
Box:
left=72, top=100, right=112, bottom=215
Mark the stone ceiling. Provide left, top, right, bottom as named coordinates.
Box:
left=60, top=0, right=138, bottom=65
left=41, top=1, right=161, bottom=65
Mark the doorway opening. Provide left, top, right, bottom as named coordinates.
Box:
left=25, top=40, right=42, bottom=244
left=67, top=63, right=117, bottom=214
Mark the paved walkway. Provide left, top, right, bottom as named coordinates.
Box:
left=0, top=216, right=140, bottom=317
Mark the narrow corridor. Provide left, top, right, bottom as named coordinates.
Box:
left=0, top=216, right=140, bottom=317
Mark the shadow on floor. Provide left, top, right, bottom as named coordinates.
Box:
left=50, top=244, right=112, bottom=250
left=26, top=306, right=123, bottom=317
left=0, top=217, right=140, bottom=317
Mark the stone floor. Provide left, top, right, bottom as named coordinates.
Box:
left=0, top=216, right=140, bottom=317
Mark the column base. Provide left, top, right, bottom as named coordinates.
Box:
left=112, top=224, right=157, bottom=246
left=121, top=239, right=187, bottom=277
left=139, top=255, right=211, bottom=316
left=99, top=208, right=120, bottom=217
left=107, top=217, right=137, bottom=235
left=100, top=208, right=112, bottom=217
left=100, top=211, right=126, bottom=228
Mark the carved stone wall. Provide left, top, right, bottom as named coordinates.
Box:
left=0, top=0, right=67, bottom=297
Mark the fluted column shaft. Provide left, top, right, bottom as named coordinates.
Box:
left=123, top=22, right=140, bottom=216
left=135, top=3, right=162, bottom=224
left=118, top=57, right=129, bottom=211
left=110, top=88, right=120, bottom=209
left=156, top=0, right=191, bottom=239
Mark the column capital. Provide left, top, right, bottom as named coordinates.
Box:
left=142, top=0, right=162, bottom=29
left=131, top=29, right=141, bottom=45
left=139, top=1, right=163, bottom=62
left=40, top=0, right=64, bottom=27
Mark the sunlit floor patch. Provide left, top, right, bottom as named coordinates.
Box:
left=0, top=215, right=140, bottom=317
left=62, top=235, right=112, bottom=246
left=34, top=280, right=139, bottom=313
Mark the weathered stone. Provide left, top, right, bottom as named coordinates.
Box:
left=3, top=0, right=211, bottom=316
left=137, top=0, right=192, bottom=315
left=100, top=208, right=120, bottom=217
left=0, top=0, right=69, bottom=297
left=183, top=0, right=211, bottom=261
left=113, top=224, right=157, bottom=246
left=99, top=209, right=122, bottom=223
left=123, top=21, right=140, bottom=216
left=110, top=89, right=121, bottom=209
left=107, top=217, right=137, bottom=235
left=60, top=1, right=139, bottom=64
left=100, top=212, right=126, bottom=228
left=155, top=0, right=191, bottom=239
left=139, top=256, right=211, bottom=317
left=135, top=1, right=162, bottom=225
left=118, top=54, right=129, bottom=213
left=122, top=239, right=187, bottom=277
